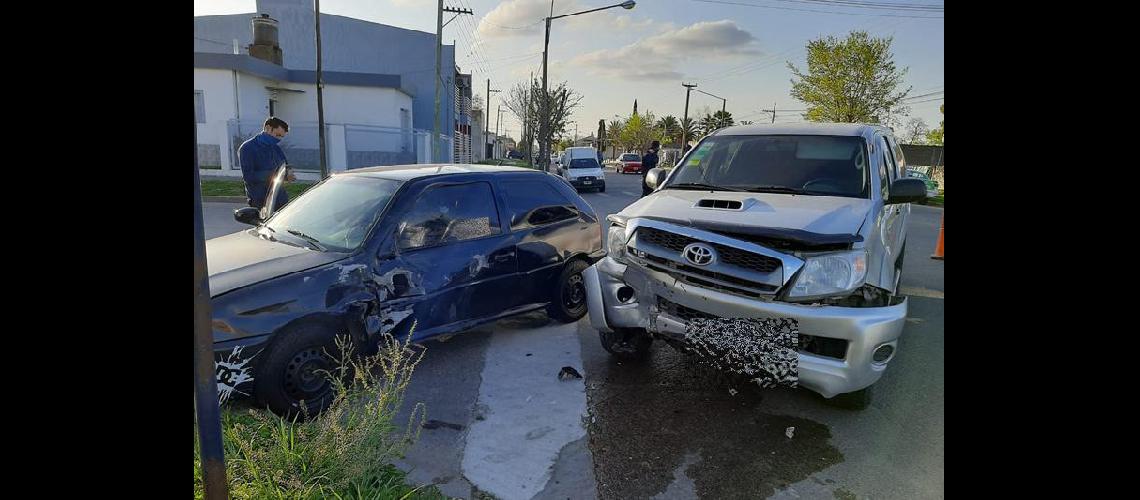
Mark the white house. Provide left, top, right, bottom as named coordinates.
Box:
left=195, top=0, right=473, bottom=178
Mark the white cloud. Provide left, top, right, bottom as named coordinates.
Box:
left=477, top=0, right=570, bottom=38
left=568, top=20, right=759, bottom=81
left=477, top=0, right=660, bottom=38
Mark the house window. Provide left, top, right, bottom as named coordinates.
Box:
left=194, top=91, right=205, bottom=123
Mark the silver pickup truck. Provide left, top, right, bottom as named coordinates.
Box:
left=582, top=123, right=928, bottom=409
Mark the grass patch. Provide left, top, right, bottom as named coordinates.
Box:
left=199, top=179, right=315, bottom=199
left=923, top=191, right=944, bottom=207
left=194, top=327, right=444, bottom=499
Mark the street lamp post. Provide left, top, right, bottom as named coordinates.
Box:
left=540, top=1, right=635, bottom=171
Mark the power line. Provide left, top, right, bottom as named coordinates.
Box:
left=906, top=97, right=944, bottom=104
left=902, top=90, right=944, bottom=101
left=779, top=0, right=943, bottom=12
left=690, top=0, right=944, bottom=18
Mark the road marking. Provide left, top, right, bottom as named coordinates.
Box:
left=900, top=286, right=944, bottom=299
left=622, top=191, right=638, bottom=196
left=462, top=321, right=588, bottom=499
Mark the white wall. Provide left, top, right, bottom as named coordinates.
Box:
left=194, top=69, right=239, bottom=169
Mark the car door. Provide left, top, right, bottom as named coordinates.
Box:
left=498, top=175, right=589, bottom=309
left=391, top=180, right=517, bottom=335
left=876, top=134, right=904, bottom=283
left=885, top=134, right=911, bottom=247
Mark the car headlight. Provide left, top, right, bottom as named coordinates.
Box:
left=607, top=224, right=628, bottom=262
left=788, top=250, right=868, bottom=298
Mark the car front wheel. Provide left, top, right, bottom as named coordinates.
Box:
left=254, top=321, right=346, bottom=418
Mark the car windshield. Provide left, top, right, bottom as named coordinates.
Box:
left=264, top=175, right=402, bottom=252
left=666, top=135, right=869, bottom=198
left=620, top=154, right=641, bottom=162
left=569, top=158, right=600, bottom=169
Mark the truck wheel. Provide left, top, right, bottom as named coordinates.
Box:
left=548, top=259, right=589, bottom=322
left=825, top=385, right=873, bottom=410
left=600, top=327, right=652, bottom=361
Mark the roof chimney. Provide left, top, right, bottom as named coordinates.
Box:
left=248, top=14, right=283, bottom=65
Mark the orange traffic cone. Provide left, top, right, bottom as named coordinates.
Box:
left=930, top=213, right=944, bottom=260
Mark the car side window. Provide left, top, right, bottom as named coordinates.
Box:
left=397, top=182, right=501, bottom=250
left=878, top=136, right=892, bottom=200
left=887, top=135, right=906, bottom=178
left=502, top=179, right=577, bottom=230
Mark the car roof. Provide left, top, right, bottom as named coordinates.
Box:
left=708, top=122, right=889, bottom=138
left=338, top=164, right=541, bottom=181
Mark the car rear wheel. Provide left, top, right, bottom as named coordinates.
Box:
left=547, top=259, right=589, bottom=322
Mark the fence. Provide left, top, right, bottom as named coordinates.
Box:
left=195, top=119, right=455, bottom=175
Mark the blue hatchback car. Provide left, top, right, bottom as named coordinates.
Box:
left=207, top=164, right=604, bottom=416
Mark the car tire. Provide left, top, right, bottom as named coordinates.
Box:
left=825, top=385, right=873, bottom=410
left=547, top=259, right=589, bottom=323
left=599, top=185, right=606, bottom=193
left=599, top=327, right=653, bottom=361
left=254, top=320, right=346, bottom=418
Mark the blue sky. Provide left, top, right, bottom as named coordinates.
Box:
left=195, top=0, right=944, bottom=141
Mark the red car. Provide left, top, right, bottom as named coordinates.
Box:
left=617, top=153, right=642, bottom=174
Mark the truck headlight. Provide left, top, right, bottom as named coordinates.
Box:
left=788, top=250, right=868, bottom=298
left=607, top=224, right=628, bottom=263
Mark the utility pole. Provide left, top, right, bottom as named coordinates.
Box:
left=681, top=82, right=697, bottom=149
left=485, top=79, right=499, bottom=162
left=761, top=101, right=776, bottom=123
left=540, top=0, right=554, bottom=171
left=434, top=3, right=472, bottom=163
left=316, top=0, right=328, bottom=178
left=495, top=105, right=503, bottom=158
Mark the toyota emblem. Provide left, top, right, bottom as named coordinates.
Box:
left=682, top=242, right=716, bottom=266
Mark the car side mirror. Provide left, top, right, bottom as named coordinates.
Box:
left=234, top=207, right=262, bottom=226
left=645, top=168, right=666, bottom=190
left=887, top=178, right=927, bottom=204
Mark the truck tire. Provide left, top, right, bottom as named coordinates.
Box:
left=599, top=327, right=652, bottom=361
left=825, top=385, right=873, bottom=410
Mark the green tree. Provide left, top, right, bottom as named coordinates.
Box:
left=656, top=115, right=681, bottom=147
left=712, top=110, right=734, bottom=129
left=680, top=117, right=698, bottom=145
left=699, top=113, right=717, bottom=136
left=787, top=31, right=912, bottom=126
left=904, top=117, right=928, bottom=144
left=925, top=104, right=944, bottom=145
left=606, top=119, right=625, bottom=155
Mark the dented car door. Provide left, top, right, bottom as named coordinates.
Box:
left=389, top=180, right=517, bottom=337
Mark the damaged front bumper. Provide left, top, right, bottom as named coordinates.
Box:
left=583, top=257, right=908, bottom=398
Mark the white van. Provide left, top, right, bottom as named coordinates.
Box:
left=560, top=146, right=606, bottom=192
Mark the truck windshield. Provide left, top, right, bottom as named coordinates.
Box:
left=666, top=135, right=869, bottom=198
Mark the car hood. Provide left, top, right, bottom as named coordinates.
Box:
left=620, top=189, right=873, bottom=236
left=206, top=229, right=351, bottom=297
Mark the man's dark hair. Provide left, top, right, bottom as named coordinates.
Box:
left=650, top=140, right=660, bottom=149
left=264, top=117, right=289, bottom=132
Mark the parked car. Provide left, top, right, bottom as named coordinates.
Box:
left=582, top=123, right=928, bottom=409
left=560, top=146, right=606, bottom=192
left=906, top=169, right=939, bottom=198
left=209, top=164, right=604, bottom=416
left=507, top=149, right=525, bottom=160
left=616, top=153, right=643, bottom=174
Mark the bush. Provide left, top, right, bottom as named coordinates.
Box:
left=194, top=324, right=443, bottom=499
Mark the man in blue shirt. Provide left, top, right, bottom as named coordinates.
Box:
left=239, top=117, right=293, bottom=210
